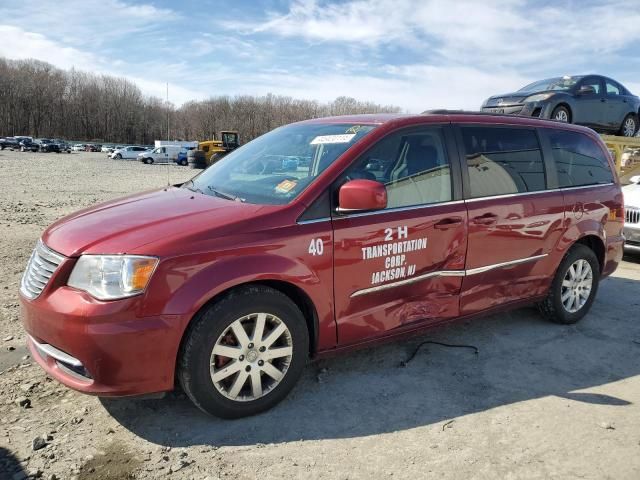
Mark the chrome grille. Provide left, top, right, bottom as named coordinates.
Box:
left=626, top=207, right=640, bottom=225
left=20, top=240, right=64, bottom=299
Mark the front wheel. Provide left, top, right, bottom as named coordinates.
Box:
left=538, top=244, right=600, bottom=324
left=620, top=114, right=638, bottom=137
left=178, top=285, right=309, bottom=418
left=144, top=158, right=153, bottom=164
left=551, top=105, right=571, bottom=123
left=114, top=153, right=122, bottom=160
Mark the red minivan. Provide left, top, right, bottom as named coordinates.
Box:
left=20, top=112, right=625, bottom=418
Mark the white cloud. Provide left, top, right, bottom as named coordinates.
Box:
left=0, top=25, right=97, bottom=71
left=227, top=0, right=640, bottom=72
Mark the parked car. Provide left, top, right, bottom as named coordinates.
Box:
left=138, top=145, right=185, bottom=164
left=53, top=139, right=71, bottom=153
left=175, top=150, right=188, bottom=166
left=84, top=144, right=101, bottom=152
left=35, top=139, right=60, bottom=153
left=0, top=137, right=20, bottom=150
left=110, top=145, right=149, bottom=160
left=623, top=175, right=640, bottom=254
left=482, top=75, right=640, bottom=136
left=19, top=112, right=624, bottom=418
left=72, top=144, right=85, bottom=152
left=101, top=145, right=114, bottom=153
left=19, top=138, right=39, bottom=152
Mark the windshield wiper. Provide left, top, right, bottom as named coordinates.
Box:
left=183, top=180, right=204, bottom=194
left=208, top=186, right=245, bottom=202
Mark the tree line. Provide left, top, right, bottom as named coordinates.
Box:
left=0, top=58, right=401, bottom=144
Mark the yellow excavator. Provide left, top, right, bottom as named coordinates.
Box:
left=198, top=131, right=240, bottom=165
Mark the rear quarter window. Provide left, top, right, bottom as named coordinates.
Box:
left=546, top=130, right=614, bottom=187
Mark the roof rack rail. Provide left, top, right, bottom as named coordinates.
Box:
left=422, top=109, right=531, bottom=118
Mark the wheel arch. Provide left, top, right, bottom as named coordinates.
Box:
left=573, top=234, right=605, bottom=273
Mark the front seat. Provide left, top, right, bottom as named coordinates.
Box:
left=391, top=143, right=439, bottom=181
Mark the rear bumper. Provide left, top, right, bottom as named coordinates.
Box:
left=21, top=287, right=189, bottom=396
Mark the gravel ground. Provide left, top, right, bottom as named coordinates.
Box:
left=1, top=149, right=640, bottom=480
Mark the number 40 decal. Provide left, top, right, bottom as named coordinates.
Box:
left=308, top=238, right=324, bottom=256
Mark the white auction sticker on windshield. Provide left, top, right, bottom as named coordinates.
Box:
left=310, top=134, right=356, bottom=145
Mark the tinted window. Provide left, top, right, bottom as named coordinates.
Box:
left=579, top=77, right=601, bottom=94
left=342, top=127, right=452, bottom=209
left=461, top=127, right=546, bottom=198
left=547, top=130, right=614, bottom=187
left=606, top=81, right=620, bottom=95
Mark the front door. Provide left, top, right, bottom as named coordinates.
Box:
left=457, top=125, right=565, bottom=315
left=332, top=125, right=467, bottom=346
left=573, top=76, right=605, bottom=128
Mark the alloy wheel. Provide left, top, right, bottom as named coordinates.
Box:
left=210, top=313, right=293, bottom=402
left=561, top=259, right=593, bottom=313
left=554, top=110, right=569, bottom=122
left=623, top=117, right=636, bottom=137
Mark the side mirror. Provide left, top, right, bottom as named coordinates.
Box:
left=630, top=175, right=640, bottom=184
left=337, top=179, right=387, bottom=212
left=578, top=85, right=596, bottom=95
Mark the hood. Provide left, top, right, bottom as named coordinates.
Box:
left=623, top=183, right=640, bottom=208
left=484, top=90, right=556, bottom=107
left=42, top=187, right=270, bottom=257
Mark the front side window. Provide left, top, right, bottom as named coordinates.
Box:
left=185, top=123, right=376, bottom=205
left=546, top=130, right=614, bottom=187
left=461, top=127, right=546, bottom=198
left=578, top=77, right=601, bottom=94
left=341, top=127, right=452, bottom=209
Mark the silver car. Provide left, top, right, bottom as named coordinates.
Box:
left=623, top=175, right=640, bottom=253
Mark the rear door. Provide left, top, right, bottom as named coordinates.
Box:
left=456, top=125, right=565, bottom=314
left=604, top=79, right=628, bottom=131
left=573, top=76, right=605, bottom=128
left=332, top=125, right=467, bottom=346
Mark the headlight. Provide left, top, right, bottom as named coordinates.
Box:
left=523, top=93, right=553, bottom=103
left=68, top=255, right=158, bottom=300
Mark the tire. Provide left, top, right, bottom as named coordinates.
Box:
left=144, top=158, right=153, bottom=164
left=551, top=105, right=571, bottom=123
left=538, top=244, right=600, bottom=324
left=619, top=114, right=638, bottom=137
left=178, top=285, right=309, bottom=419
left=114, top=153, right=122, bottom=160
left=180, top=159, right=188, bottom=166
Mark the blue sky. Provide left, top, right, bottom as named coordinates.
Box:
left=1, top=0, right=640, bottom=111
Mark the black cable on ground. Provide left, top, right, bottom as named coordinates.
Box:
left=400, top=341, right=479, bottom=367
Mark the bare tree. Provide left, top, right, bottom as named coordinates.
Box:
left=0, top=57, right=401, bottom=144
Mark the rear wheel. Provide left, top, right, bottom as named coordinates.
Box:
left=620, top=114, right=638, bottom=137
left=538, top=244, right=600, bottom=324
left=178, top=285, right=308, bottom=418
left=551, top=105, right=571, bottom=123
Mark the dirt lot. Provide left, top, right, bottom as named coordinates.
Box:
left=1, top=149, right=640, bottom=480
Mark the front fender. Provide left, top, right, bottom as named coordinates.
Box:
left=148, top=242, right=336, bottom=351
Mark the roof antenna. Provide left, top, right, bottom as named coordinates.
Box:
left=166, top=81, right=170, bottom=188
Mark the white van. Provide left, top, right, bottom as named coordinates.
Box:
left=138, top=145, right=185, bottom=164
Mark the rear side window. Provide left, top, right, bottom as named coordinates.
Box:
left=546, top=130, right=614, bottom=187
left=461, top=127, right=546, bottom=198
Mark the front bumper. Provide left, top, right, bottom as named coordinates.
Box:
left=481, top=102, right=553, bottom=118
left=21, top=286, right=188, bottom=396
left=624, top=223, right=640, bottom=253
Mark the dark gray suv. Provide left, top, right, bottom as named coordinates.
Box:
left=482, top=75, right=640, bottom=137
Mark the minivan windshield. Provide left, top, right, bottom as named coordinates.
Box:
left=518, top=76, right=582, bottom=93
left=184, top=123, right=376, bottom=205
